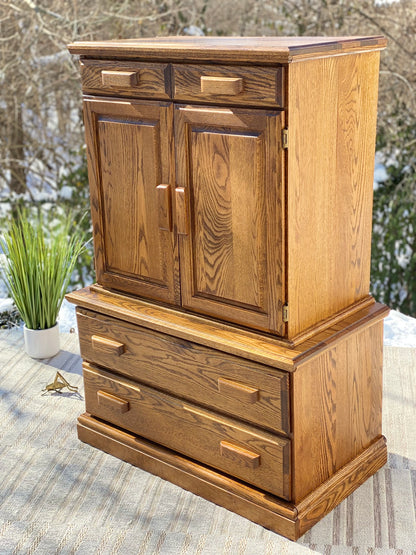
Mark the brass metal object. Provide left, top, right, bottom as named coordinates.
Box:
left=283, top=304, right=289, bottom=323
left=282, top=128, right=288, bottom=149
left=42, top=371, right=78, bottom=395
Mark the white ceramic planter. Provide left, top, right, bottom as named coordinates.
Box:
left=23, top=323, right=60, bottom=359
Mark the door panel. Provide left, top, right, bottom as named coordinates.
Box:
left=84, top=98, right=180, bottom=304
left=175, top=105, right=285, bottom=334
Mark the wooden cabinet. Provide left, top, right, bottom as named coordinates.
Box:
left=67, top=36, right=389, bottom=540
left=79, top=42, right=383, bottom=341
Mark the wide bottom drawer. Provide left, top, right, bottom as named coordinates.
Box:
left=83, top=362, right=291, bottom=500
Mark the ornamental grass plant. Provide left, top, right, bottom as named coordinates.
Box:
left=0, top=210, right=85, bottom=330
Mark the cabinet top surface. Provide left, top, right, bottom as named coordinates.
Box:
left=68, top=35, right=386, bottom=64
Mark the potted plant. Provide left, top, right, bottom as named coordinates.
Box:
left=0, top=209, right=85, bottom=358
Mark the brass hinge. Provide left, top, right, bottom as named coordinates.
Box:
left=283, top=304, right=289, bottom=323
left=282, top=128, right=288, bottom=149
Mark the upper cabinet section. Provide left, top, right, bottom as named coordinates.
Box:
left=69, top=36, right=386, bottom=343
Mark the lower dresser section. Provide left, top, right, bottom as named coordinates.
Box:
left=68, top=287, right=390, bottom=540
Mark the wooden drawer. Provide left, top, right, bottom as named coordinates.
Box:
left=77, top=308, right=290, bottom=434
left=80, top=59, right=170, bottom=99
left=83, top=363, right=291, bottom=500
left=173, top=64, right=284, bottom=107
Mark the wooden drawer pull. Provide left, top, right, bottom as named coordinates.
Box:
left=175, top=187, right=189, bottom=235
left=91, top=335, right=125, bottom=356
left=200, top=76, right=243, bottom=95
left=220, top=441, right=260, bottom=469
left=156, top=184, right=172, bottom=231
left=101, top=70, right=139, bottom=87
left=97, top=390, right=130, bottom=413
left=217, top=378, right=259, bottom=404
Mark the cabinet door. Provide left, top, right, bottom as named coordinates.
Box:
left=175, top=105, right=285, bottom=334
left=84, top=98, right=180, bottom=304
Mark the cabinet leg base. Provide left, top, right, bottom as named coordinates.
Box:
left=77, top=413, right=387, bottom=541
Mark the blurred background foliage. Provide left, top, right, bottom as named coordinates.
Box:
left=0, top=0, right=415, bottom=314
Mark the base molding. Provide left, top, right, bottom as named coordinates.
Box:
left=77, top=413, right=387, bottom=540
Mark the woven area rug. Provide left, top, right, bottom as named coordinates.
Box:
left=0, top=329, right=415, bottom=554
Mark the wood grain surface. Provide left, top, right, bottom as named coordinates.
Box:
left=175, top=104, right=285, bottom=334
left=66, top=285, right=389, bottom=371
left=68, top=36, right=387, bottom=64
left=292, top=319, right=384, bottom=502
left=286, top=51, right=381, bottom=338
left=83, top=363, right=291, bottom=500
left=173, top=64, right=283, bottom=106
left=83, top=97, right=180, bottom=304
left=80, top=59, right=170, bottom=99
left=77, top=308, right=290, bottom=434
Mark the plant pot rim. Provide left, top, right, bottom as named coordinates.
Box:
left=23, top=322, right=58, bottom=332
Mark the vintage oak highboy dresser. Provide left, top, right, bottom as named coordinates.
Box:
left=67, top=36, right=389, bottom=540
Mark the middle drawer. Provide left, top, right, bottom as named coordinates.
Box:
left=77, top=308, right=289, bottom=434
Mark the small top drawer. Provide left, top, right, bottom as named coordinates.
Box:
left=173, top=64, right=284, bottom=107
left=80, top=59, right=170, bottom=99
left=76, top=308, right=289, bottom=435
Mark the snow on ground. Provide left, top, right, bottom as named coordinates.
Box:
left=383, top=309, right=416, bottom=348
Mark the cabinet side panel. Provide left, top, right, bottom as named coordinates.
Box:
left=287, top=52, right=380, bottom=338
left=292, top=320, right=384, bottom=502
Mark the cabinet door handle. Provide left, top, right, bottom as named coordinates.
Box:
left=156, top=184, right=172, bottom=231
left=175, top=187, right=189, bottom=235
left=101, top=70, right=139, bottom=87
left=97, top=390, right=130, bottom=413
left=91, top=335, right=126, bottom=356
left=200, top=76, right=243, bottom=95
left=217, top=378, right=259, bottom=404
left=220, top=441, right=261, bottom=469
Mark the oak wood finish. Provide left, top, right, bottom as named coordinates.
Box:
left=77, top=414, right=387, bottom=540
left=67, top=286, right=389, bottom=372
left=101, top=70, right=139, bottom=88
left=75, top=37, right=385, bottom=340
left=80, top=59, right=170, bottom=99
left=217, top=378, right=259, bottom=404
left=286, top=52, right=380, bottom=338
left=292, top=319, right=384, bottom=502
left=76, top=307, right=290, bottom=434
left=68, top=36, right=389, bottom=540
left=97, top=390, right=130, bottom=414
left=83, top=97, right=180, bottom=304
left=83, top=363, right=291, bottom=499
left=91, top=334, right=125, bottom=356
left=200, top=76, right=243, bottom=95
left=220, top=441, right=261, bottom=469
left=68, top=36, right=387, bottom=64
left=173, top=64, right=283, bottom=106
left=175, top=105, right=285, bottom=334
